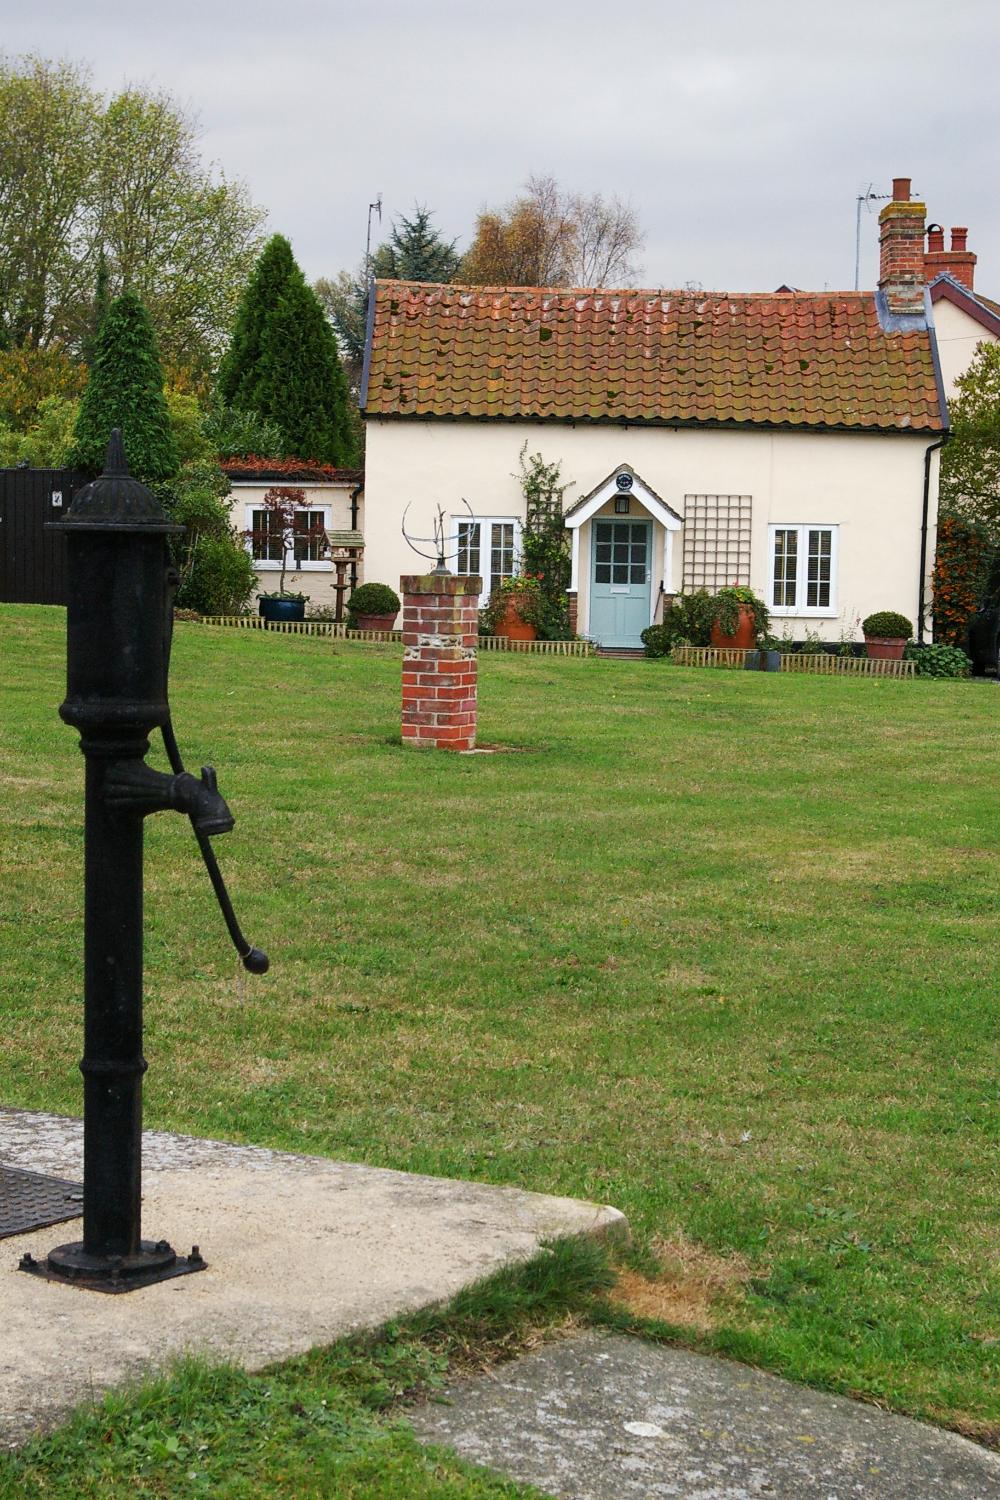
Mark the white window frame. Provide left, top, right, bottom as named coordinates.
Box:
left=452, top=516, right=522, bottom=605
left=245, top=501, right=334, bottom=573
left=768, top=523, right=838, bottom=616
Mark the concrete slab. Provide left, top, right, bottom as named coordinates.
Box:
left=408, top=1332, right=1000, bottom=1500
left=0, top=1109, right=626, bottom=1449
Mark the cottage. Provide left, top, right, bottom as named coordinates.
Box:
left=360, top=178, right=970, bottom=649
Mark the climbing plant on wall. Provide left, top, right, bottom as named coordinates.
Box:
left=932, top=512, right=995, bottom=646
left=516, top=444, right=574, bottom=638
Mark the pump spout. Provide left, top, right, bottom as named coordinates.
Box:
left=174, top=766, right=235, bottom=836
left=103, top=760, right=235, bottom=837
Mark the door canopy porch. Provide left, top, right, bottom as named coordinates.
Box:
left=563, top=464, right=682, bottom=594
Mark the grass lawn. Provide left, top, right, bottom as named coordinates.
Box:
left=1, top=604, right=997, bottom=1453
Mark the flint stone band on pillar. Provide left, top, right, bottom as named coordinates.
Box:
left=401, top=573, right=481, bottom=752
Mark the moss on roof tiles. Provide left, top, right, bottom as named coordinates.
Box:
left=364, top=280, right=944, bottom=431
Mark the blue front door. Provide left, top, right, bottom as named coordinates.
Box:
left=589, top=520, right=651, bottom=647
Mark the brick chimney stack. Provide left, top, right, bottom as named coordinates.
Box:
left=878, top=177, right=927, bottom=316
left=924, top=223, right=977, bottom=290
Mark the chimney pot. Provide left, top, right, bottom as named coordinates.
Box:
left=951, top=227, right=968, bottom=252
left=927, top=225, right=944, bottom=253
left=892, top=177, right=911, bottom=202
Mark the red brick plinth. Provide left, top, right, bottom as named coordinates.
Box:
left=401, top=572, right=481, bottom=751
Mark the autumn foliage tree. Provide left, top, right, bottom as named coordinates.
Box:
left=932, top=513, right=995, bottom=646
left=460, top=175, right=643, bottom=287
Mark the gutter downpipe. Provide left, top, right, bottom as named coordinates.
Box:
left=918, top=436, right=947, bottom=645
left=350, top=481, right=362, bottom=593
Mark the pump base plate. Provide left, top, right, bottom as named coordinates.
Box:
left=19, top=1239, right=207, bottom=1294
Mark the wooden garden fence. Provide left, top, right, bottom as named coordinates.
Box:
left=672, top=646, right=916, bottom=678
left=196, top=617, right=594, bottom=655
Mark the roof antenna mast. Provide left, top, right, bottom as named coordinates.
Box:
left=855, top=184, right=891, bottom=291
left=365, top=193, right=383, bottom=280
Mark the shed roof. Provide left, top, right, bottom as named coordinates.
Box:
left=362, top=281, right=945, bottom=434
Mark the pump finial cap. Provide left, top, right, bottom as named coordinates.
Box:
left=104, top=428, right=129, bottom=477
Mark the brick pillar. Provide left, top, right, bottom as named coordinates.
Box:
left=566, top=589, right=578, bottom=636
left=401, top=572, right=481, bottom=751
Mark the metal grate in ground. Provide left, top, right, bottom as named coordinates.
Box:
left=0, top=1165, right=83, bottom=1240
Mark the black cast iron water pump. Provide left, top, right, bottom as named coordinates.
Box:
left=21, top=431, right=268, bottom=1293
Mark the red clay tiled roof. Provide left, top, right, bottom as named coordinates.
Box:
left=363, top=281, right=944, bottom=433
left=221, top=456, right=364, bottom=484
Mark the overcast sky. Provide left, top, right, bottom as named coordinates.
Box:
left=6, top=0, right=998, bottom=296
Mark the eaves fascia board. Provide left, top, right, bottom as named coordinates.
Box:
left=362, top=411, right=944, bottom=438
left=929, top=274, right=1000, bottom=339
left=358, top=279, right=378, bottom=413
left=924, top=286, right=950, bottom=431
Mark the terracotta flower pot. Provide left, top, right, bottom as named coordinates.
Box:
left=864, top=635, right=906, bottom=660
left=497, top=600, right=536, bottom=641
left=353, top=612, right=397, bottom=631
left=710, top=606, right=756, bottom=649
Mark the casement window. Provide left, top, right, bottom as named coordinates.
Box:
left=454, top=517, right=520, bottom=603
left=769, top=524, right=838, bottom=614
left=247, top=504, right=332, bottom=570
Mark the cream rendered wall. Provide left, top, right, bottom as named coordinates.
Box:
left=933, top=298, right=998, bottom=399
left=363, top=419, right=937, bottom=639
left=227, top=481, right=361, bottom=611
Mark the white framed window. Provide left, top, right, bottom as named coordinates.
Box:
left=768, top=524, right=838, bottom=614
left=454, top=517, right=521, bottom=604
left=245, top=503, right=333, bottom=571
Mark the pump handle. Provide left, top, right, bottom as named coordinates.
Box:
left=160, top=719, right=269, bottom=975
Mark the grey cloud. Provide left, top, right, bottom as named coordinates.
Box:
left=5, top=0, right=998, bottom=296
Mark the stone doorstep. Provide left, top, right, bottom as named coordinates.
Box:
left=0, top=1108, right=626, bottom=1450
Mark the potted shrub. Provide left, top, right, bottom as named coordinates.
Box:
left=708, top=585, right=769, bottom=649
left=347, top=581, right=401, bottom=630
left=862, top=610, right=913, bottom=660
left=248, top=486, right=319, bottom=623
left=482, top=574, right=543, bottom=641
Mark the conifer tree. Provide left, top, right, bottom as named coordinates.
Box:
left=218, top=234, right=357, bottom=465
left=216, top=234, right=297, bottom=407
left=379, top=207, right=460, bottom=283
left=82, top=249, right=111, bottom=368
left=315, top=206, right=459, bottom=375
left=249, top=276, right=356, bottom=466
left=70, top=288, right=177, bottom=481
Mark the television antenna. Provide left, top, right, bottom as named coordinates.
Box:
left=854, top=184, right=891, bottom=290
left=365, top=193, right=383, bottom=279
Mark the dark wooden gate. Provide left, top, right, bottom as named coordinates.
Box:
left=0, top=468, right=85, bottom=605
